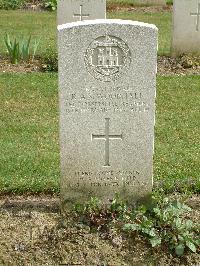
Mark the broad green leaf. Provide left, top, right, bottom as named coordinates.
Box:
left=177, top=235, right=184, bottom=242
left=182, top=203, right=192, bottom=212
left=148, top=228, right=157, bottom=237
left=153, top=207, right=161, bottom=216
left=163, top=197, right=169, bottom=204
left=185, top=220, right=193, bottom=229
left=33, top=38, right=40, bottom=60
left=123, top=223, right=138, bottom=231
left=186, top=241, right=196, bottom=253
left=175, top=218, right=182, bottom=229
left=150, top=237, right=161, bottom=247
left=175, top=244, right=185, bottom=256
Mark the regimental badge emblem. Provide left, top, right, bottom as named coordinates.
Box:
left=84, top=35, right=131, bottom=82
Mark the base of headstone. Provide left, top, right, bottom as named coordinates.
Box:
left=61, top=193, right=152, bottom=212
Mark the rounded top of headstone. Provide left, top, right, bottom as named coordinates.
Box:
left=57, top=19, right=158, bottom=31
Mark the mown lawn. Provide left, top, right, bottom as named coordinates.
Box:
left=0, top=74, right=199, bottom=194
left=0, top=10, right=56, bottom=57
left=108, top=11, right=172, bottom=55
left=0, top=73, right=59, bottom=193
left=155, top=76, right=200, bottom=193
left=0, top=9, right=171, bottom=57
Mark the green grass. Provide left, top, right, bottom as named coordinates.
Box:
left=0, top=0, right=172, bottom=10
left=107, top=0, right=172, bottom=7
left=0, top=9, right=171, bottom=57
left=107, top=11, right=172, bottom=55
left=166, top=0, right=173, bottom=5
left=155, top=76, right=200, bottom=193
left=0, top=73, right=59, bottom=193
left=0, top=10, right=56, bottom=57
left=0, top=74, right=199, bottom=194
left=107, top=0, right=150, bottom=7
left=0, top=0, right=25, bottom=10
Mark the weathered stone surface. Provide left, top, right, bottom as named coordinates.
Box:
left=57, top=0, right=106, bottom=25
left=58, top=20, right=157, bottom=207
left=172, top=0, right=200, bottom=55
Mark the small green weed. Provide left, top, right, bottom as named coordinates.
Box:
left=20, top=35, right=31, bottom=61
left=4, top=34, right=20, bottom=64
left=0, top=0, right=25, bottom=10
left=153, top=198, right=199, bottom=255
left=74, top=194, right=199, bottom=256
left=124, top=197, right=199, bottom=256
left=166, top=0, right=173, bottom=5
left=42, top=47, right=58, bottom=71
left=4, top=34, right=40, bottom=64
left=74, top=194, right=128, bottom=227
left=44, top=0, right=57, bottom=11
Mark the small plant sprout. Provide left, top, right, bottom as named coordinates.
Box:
left=4, top=34, right=40, bottom=64
left=4, top=34, right=20, bottom=64
left=74, top=194, right=200, bottom=256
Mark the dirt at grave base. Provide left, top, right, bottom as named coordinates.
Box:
left=0, top=195, right=199, bottom=266
left=1, top=55, right=200, bottom=75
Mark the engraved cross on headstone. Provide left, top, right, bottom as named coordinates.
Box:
left=92, top=118, right=122, bottom=167
left=73, top=5, right=90, bottom=21
left=190, top=3, right=200, bottom=31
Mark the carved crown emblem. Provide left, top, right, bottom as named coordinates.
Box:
left=84, top=35, right=131, bottom=82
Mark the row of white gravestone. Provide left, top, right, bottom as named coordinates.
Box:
left=57, top=0, right=106, bottom=25
left=57, top=0, right=167, bottom=25
left=57, top=0, right=166, bottom=25
left=57, top=0, right=200, bottom=55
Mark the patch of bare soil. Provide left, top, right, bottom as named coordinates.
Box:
left=22, top=1, right=45, bottom=11
left=107, top=5, right=172, bottom=13
left=0, top=57, right=42, bottom=73
left=0, top=195, right=199, bottom=265
left=7, top=1, right=172, bottom=13
left=23, top=3, right=44, bottom=11
left=1, top=55, right=200, bottom=75
left=158, top=55, right=200, bottom=76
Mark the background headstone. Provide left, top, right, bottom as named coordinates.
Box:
left=57, top=0, right=106, bottom=25
left=58, top=20, right=158, bottom=207
left=172, top=0, right=200, bottom=55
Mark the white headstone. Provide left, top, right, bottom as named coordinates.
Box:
left=57, top=0, right=106, bottom=25
left=172, top=0, right=200, bottom=55
left=58, top=20, right=158, bottom=208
